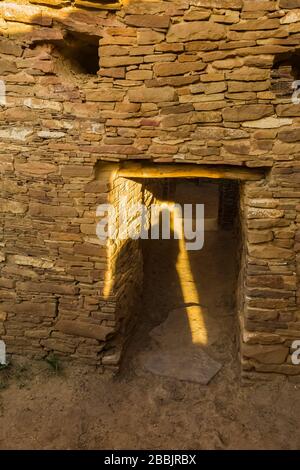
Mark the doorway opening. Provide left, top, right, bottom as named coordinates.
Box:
left=122, top=177, right=241, bottom=384
left=96, top=161, right=267, bottom=378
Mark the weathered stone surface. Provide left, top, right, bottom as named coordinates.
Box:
left=167, top=22, right=226, bottom=43
left=278, top=128, right=300, bottom=142
left=277, top=104, right=300, bottom=117
left=242, top=344, right=289, bottom=364
left=0, top=4, right=52, bottom=26
left=137, top=30, right=164, bottom=45
left=140, top=307, right=222, bottom=384
left=279, top=0, right=300, bottom=7
left=153, top=61, right=206, bottom=76
left=128, top=86, right=176, bottom=103
left=243, top=1, right=277, bottom=11
left=85, top=89, right=125, bottom=102
left=1, top=301, right=56, bottom=317
left=280, top=9, right=300, bottom=24
left=0, top=40, right=22, bottom=56
left=247, top=208, right=284, bottom=219
left=29, top=0, right=70, bottom=7
left=56, top=320, right=113, bottom=341
left=76, top=243, right=106, bottom=257
left=0, top=198, right=27, bottom=214
left=190, top=0, right=242, bottom=8
left=230, top=19, right=280, bottom=31
left=29, top=203, right=77, bottom=217
left=242, top=116, right=292, bottom=128
left=248, top=230, right=273, bottom=243
left=223, top=105, right=274, bottom=122
left=0, top=58, right=18, bottom=75
left=61, top=165, right=94, bottom=178
left=184, top=10, right=210, bottom=21
left=126, top=70, right=153, bottom=80
left=17, top=281, right=77, bottom=295
left=100, top=56, right=143, bottom=67
left=248, top=244, right=294, bottom=260
left=12, top=255, right=53, bottom=268
left=125, top=15, right=170, bottom=29
left=0, top=128, right=33, bottom=141
left=15, top=162, right=57, bottom=175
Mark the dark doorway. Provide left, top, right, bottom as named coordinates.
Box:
left=124, top=178, right=241, bottom=384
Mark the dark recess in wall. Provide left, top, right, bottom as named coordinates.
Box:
left=271, top=51, right=300, bottom=98
left=56, top=31, right=100, bottom=75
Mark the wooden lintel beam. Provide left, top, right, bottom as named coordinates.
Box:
left=118, top=163, right=265, bottom=181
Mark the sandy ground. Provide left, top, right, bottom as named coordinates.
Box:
left=0, top=181, right=299, bottom=450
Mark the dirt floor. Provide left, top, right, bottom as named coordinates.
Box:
left=0, top=181, right=299, bottom=450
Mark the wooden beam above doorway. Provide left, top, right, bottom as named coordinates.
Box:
left=118, top=162, right=266, bottom=181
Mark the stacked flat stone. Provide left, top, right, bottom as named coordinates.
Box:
left=0, top=0, right=299, bottom=378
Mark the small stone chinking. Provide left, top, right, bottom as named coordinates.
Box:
left=0, top=0, right=299, bottom=379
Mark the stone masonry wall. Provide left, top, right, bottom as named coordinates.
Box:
left=0, top=0, right=299, bottom=376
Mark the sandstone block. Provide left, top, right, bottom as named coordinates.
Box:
left=273, top=141, right=300, bottom=154
left=242, top=344, right=289, bottom=364
left=12, top=255, right=53, bottom=268
left=0, top=40, right=23, bottom=56
left=56, top=319, right=114, bottom=341
left=223, top=141, right=250, bottom=155
left=17, top=281, right=78, bottom=295
left=0, top=198, right=27, bottom=214
left=15, top=162, right=57, bottom=176
left=248, top=244, right=293, bottom=260
left=1, top=301, right=56, bottom=317
left=277, top=104, right=300, bottom=117
left=126, top=70, right=153, bottom=80
left=85, top=89, right=125, bottom=102
left=167, top=22, right=226, bottom=43
left=184, top=10, right=211, bottom=21
left=137, top=30, right=164, bottom=45
left=125, top=15, right=170, bottom=29
left=245, top=307, right=278, bottom=321
left=242, top=117, right=292, bottom=128
left=23, top=28, right=65, bottom=43
left=247, top=208, right=284, bottom=219
left=29, top=203, right=77, bottom=218
left=161, top=112, right=194, bottom=128
left=223, top=105, right=274, bottom=122
left=190, top=0, right=242, bottom=9
left=128, top=86, right=176, bottom=103
left=0, top=58, right=17, bottom=74
left=243, top=1, right=277, bottom=11
left=61, top=165, right=94, bottom=178
left=230, top=19, right=280, bottom=31
left=279, top=0, right=300, bottom=7
left=100, top=68, right=126, bottom=79
left=192, top=111, right=222, bottom=123
left=42, top=338, right=75, bottom=354
left=278, top=128, right=300, bottom=142
left=0, top=128, right=33, bottom=141
left=153, top=61, right=206, bottom=76
left=0, top=4, right=52, bottom=26
left=228, top=81, right=269, bottom=93
left=76, top=243, right=106, bottom=257
left=226, top=67, right=269, bottom=81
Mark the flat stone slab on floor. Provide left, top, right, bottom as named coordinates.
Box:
left=140, top=306, right=222, bottom=385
